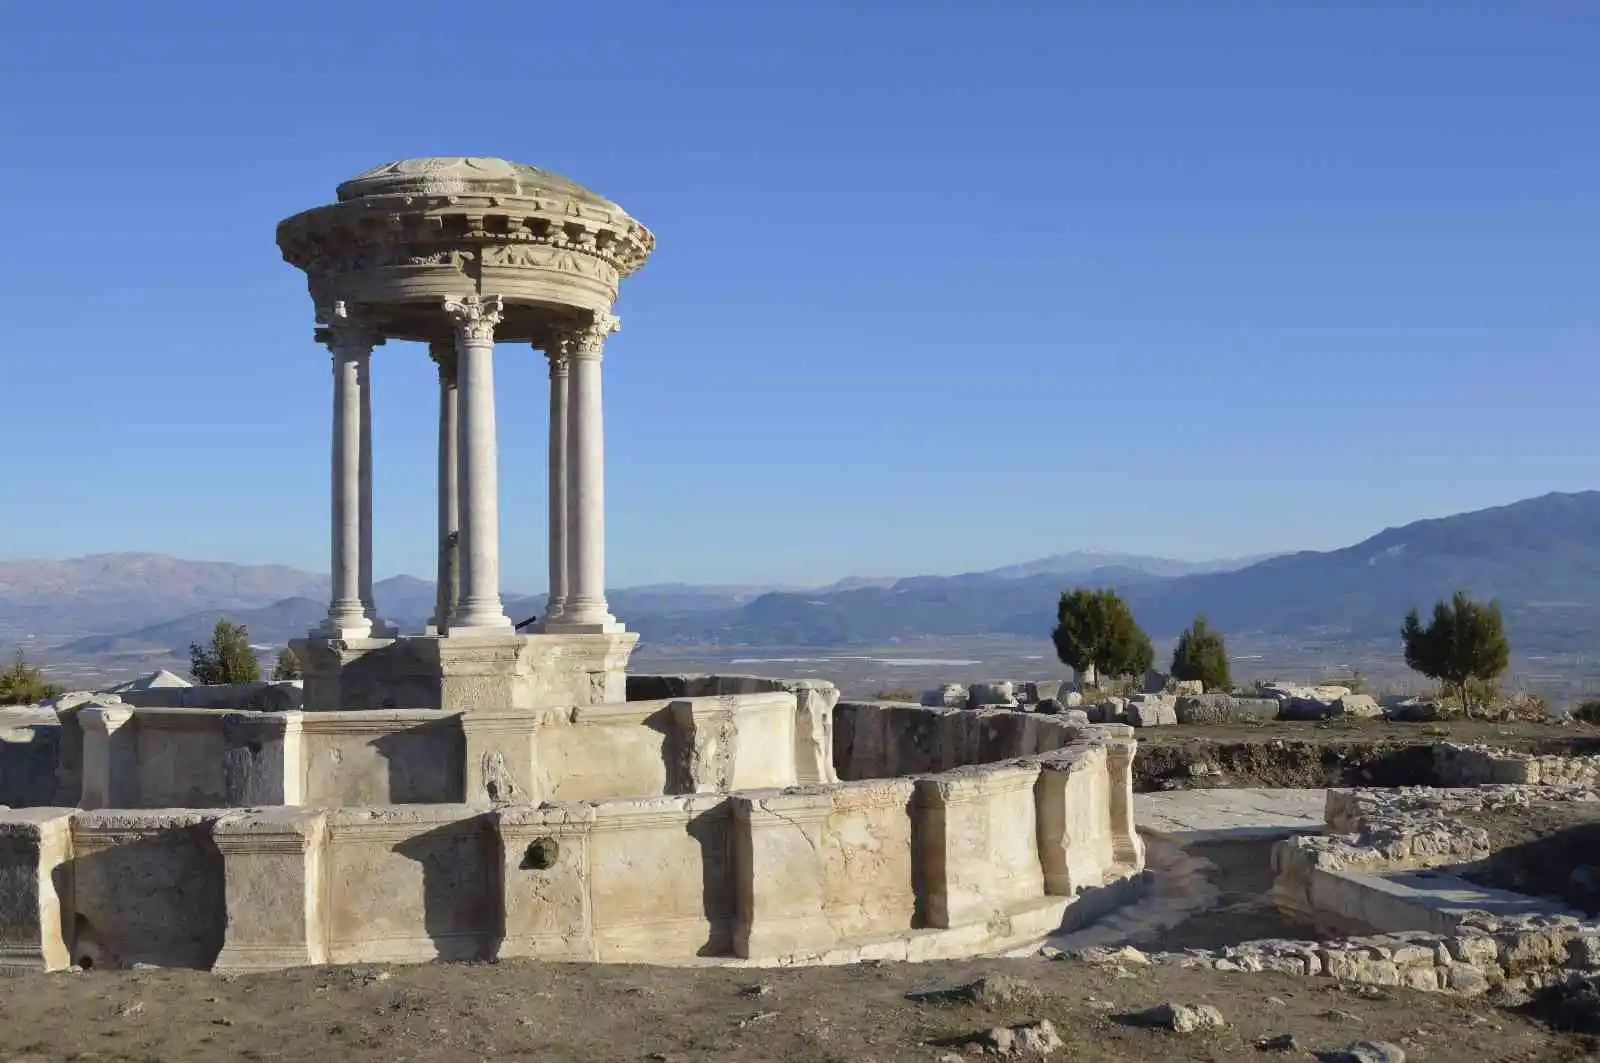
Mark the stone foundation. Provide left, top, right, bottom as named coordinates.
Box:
left=293, top=631, right=638, bottom=713
left=0, top=715, right=1143, bottom=971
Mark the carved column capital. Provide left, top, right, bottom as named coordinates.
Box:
left=428, top=340, right=458, bottom=381
left=567, top=310, right=620, bottom=362
left=315, top=301, right=384, bottom=352
left=544, top=335, right=572, bottom=376
left=443, top=293, right=505, bottom=344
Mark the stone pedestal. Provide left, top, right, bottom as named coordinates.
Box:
left=292, top=631, right=637, bottom=714
left=79, top=706, right=138, bottom=810
left=914, top=764, right=1044, bottom=929
left=213, top=809, right=327, bottom=971
left=495, top=805, right=599, bottom=960
left=0, top=808, right=75, bottom=973
left=731, top=791, right=836, bottom=959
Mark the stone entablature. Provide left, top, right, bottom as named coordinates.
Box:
left=0, top=722, right=1141, bottom=973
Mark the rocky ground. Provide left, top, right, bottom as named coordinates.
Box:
left=0, top=956, right=1593, bottom=1062
left=1130, top=719, right=1600, bottom=792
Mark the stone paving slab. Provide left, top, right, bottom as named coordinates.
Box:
left=1135, top=787, right=1328, bottom=842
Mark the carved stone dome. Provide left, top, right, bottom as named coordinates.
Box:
left=336, top=156, right=621, bottom=210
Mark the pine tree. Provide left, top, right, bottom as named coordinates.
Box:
left=1170, top=613, right=1231, bottom=692
left=1401, top=590, right=1510, bottom=717
left=189, top=619, right=262, bottom=685
left=272, top=646, right=302, bottom=681
left=0, top=650, right=61, bottom=705
left=1051, top=588, right=1155, bottom=684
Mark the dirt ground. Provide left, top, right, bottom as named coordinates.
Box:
left=1153, top=838, right=1327, bottom=951
left=0, top=955, right=1593, bottom=1063
left=1455, top=801, right=1600, bottom=916
left=1131, top=718, right=1600, bottom=792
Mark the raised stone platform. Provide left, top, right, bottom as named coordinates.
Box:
left=1136, top=787, right=1328, bottom=842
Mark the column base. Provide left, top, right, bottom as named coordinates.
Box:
left=543, top=614, right=625, bottom=635
left=314, top=618, right=374, bottom=640
left=443, top=618, right=516, bottom=640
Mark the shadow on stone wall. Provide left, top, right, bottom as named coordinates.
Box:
left=372, top=721, right=466, bottom=803
left=394, top=817, right=500, bottom=961
left=689, top=804, right=734, bottom=957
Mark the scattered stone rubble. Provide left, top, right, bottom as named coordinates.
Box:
left=1121, top=784, right=1600, bottom=999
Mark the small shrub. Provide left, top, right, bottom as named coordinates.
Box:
left=873, top=688, right=919, bottom=703
left=272, top=647, right=302, bottom=681
left=190, top=619, right=261, bottom=685
left=1576, top=701, right=1600, bottom=725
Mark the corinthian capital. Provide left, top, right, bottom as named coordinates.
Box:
left=315, top=301, right=384, bottom=351
left=544, top=334, right=573, bottom=375
left=443, top=293, right=505, bottom=344
left=569, top=310, right=621, bottom=361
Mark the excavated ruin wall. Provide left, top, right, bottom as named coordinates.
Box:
left=0, top=716, right=1144, bottom=972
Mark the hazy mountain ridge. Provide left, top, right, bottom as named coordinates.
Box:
left=11, top=494, right=1599, bottom=659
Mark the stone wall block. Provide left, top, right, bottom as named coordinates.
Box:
left=461, top=712, right=540, bottom=806
left=914, top=764, right=1044, bottom=929
left=495, top=804, right=599, bottom=961
left=78, top=707, right=138, bottom=810
left=212, top=808, right=328, bottom=971
left=1035, top=749, right=1113, bottom=897
left=731, top=791, right=836, bottom=959
left=0, top=808, right=75, bottom=973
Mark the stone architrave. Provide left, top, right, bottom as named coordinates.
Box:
left=443, top=293, right=513, bottom=636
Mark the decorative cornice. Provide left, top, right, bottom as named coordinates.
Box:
left=443, top=293, right=505, bottom=344
left=315, top=301, right=384, bottom=351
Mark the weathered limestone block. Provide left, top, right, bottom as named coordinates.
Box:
left=78, top=706, right=139, bottom=810
left=967, top=681, right=1017, bottom=709
left=460, top=710, right=539, bottom=805
left=221, top=711, right=301, bottom=805
left=495, top=803, right=599, bottom=961
left=322, top=805, right=498, bottom=964
left=1104, top=738, right=1144, bottom=870
left=127, top=709, right=231, bottom=807
left=0, top=808, right=74, bottom=973
left=298, top=710, right=464, bottom=807
left=1123, top=697, right=1177, bottom=727
left=1175, top=694, right=1279, bottom=725
left=820, top=778, right=917, bottom=940
left=922, top=683, right=968, bottom=709
left=914, top=764, right=1044, bottom=929
left=673, top=697, right=739, bottom=793
left=1337, top=694, right=1382, bottom=719
left=833, top=701, right=891, bottom=781
left=1172, top=679, right=1204, bottom=697
left=1022, top=681, right=1065, bottom=704
left=790, top=680, right=840, bottom=785
left=543, top=701, right=671, bottom=801
left=732, top=790, right=836, bottom=958
left=1088, top=698, right=1126, bottom=724
left=212, top=808, right=327, bottom=971
left=1036, top=746, right=1113, bottom=896
left=587, top=794, right=734, bottom=959
left=71, top=809, right=226, bottom=969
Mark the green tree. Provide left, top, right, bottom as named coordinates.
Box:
left=1051, top=588, right=1155, bottom=685
left=0, top=650, right=61, bottom=705
left=272, top=646, right=302, bottom=681
left=189, top=619, right=262, bottom=685
left=1401, top=590, right=1510, bottom=718
left=1170, top=613, right=1232, bottom=692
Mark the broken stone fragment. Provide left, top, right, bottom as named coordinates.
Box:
left=1137, top=1002, right=1225, bottom=1033
left=970, top=1019, right=1064, bottom=1057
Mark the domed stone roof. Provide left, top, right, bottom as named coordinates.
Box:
left=336, top=156, right=621, bottom=210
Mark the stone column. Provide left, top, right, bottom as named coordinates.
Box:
left=315, top=303, right=380, bottom=639
left=426, top=342, right=460, bottom=634
left=443, top=293, right=512, bottom=635
left=542, top=337, right=571, bottom=628
left=357, top=343, right=394, bottom=637
left=552, top=311, right=622, bottom=632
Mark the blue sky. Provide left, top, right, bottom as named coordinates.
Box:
left=0, top=1, right=1595, bottom=590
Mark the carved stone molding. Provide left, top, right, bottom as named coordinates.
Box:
left=314, top=301, right=384, bottom=352
left=568, top=311, right=620, bottom=362
left=443, top=293, right=505, bottom=344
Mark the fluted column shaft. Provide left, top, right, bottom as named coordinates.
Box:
left=316, top=304, right=382, bottom=639
left=557, top=311, right=621, bottom=631
left=543, top=340, right=571, bottom=627
left=444, top=294, right=512, bottom=635
left=428, top=343, right=460, bottom=633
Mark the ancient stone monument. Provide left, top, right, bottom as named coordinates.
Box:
left=0, top=157, right=1145, bottom=975
left=275, top=156, right=653, bottom=719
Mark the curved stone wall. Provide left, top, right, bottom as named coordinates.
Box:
left=0, top=711, right=1143, bottom=972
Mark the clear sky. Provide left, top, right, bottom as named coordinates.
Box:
left=0, top=1, right=1595, bottom=591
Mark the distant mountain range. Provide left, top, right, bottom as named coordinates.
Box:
left=7, top=491, right=1600, bottom=660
